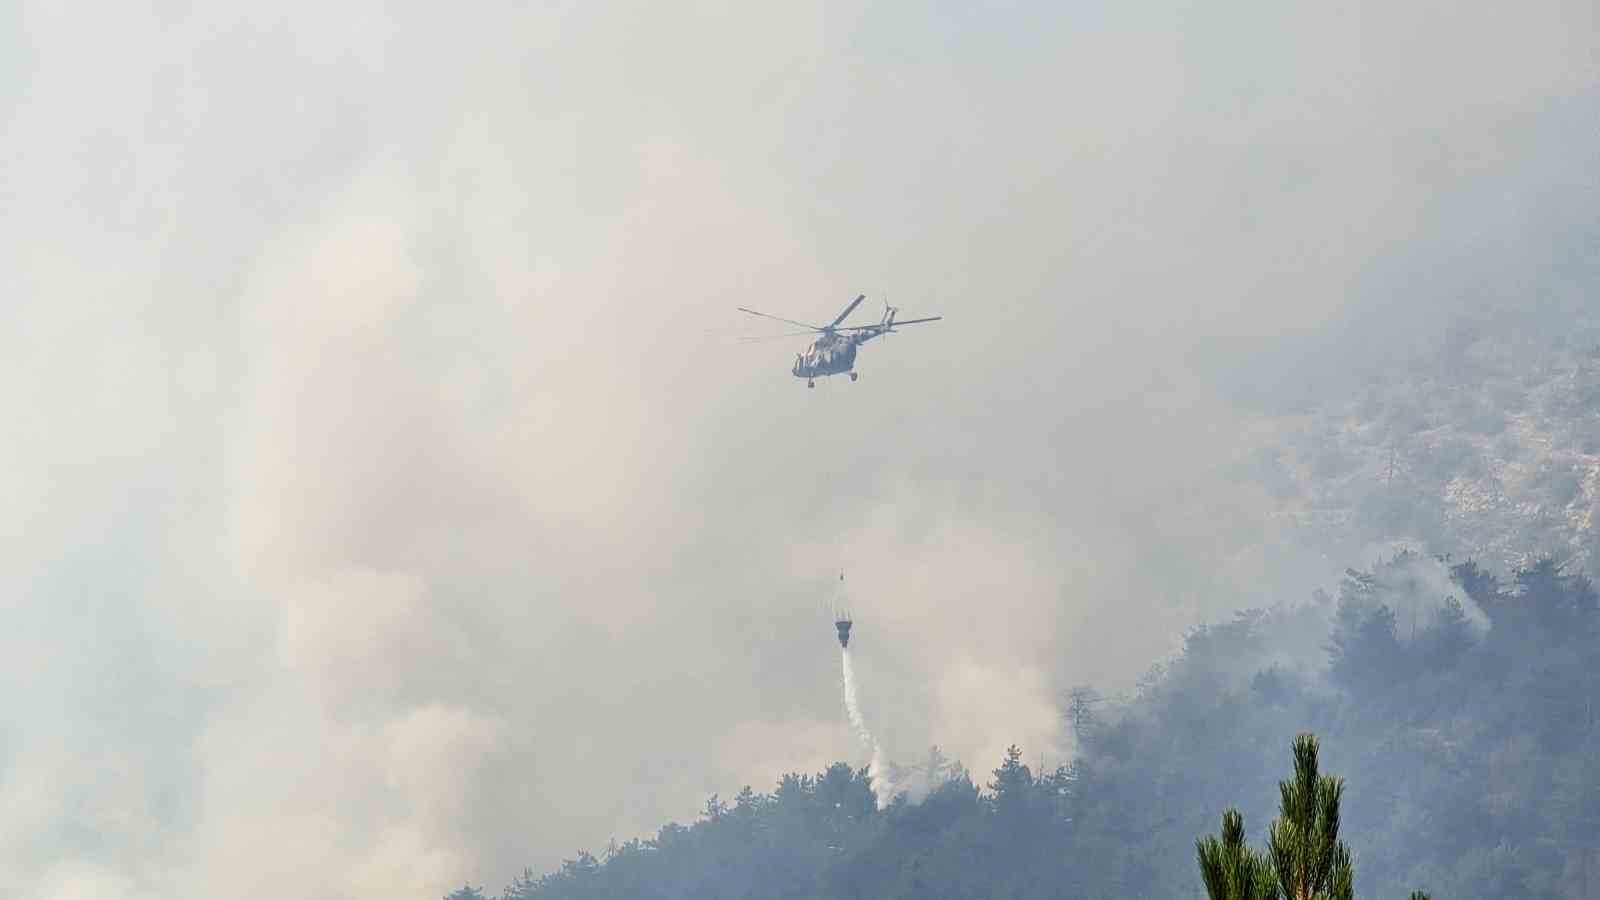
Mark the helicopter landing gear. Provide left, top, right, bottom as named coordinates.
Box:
left=849, top=372, right=858, bottom=382
left=807, top=379, right=815, bottom=388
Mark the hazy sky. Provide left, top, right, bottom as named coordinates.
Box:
left=3, top=1, right=1596, bottom=897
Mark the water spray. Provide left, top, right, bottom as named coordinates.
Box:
left=840, top=647, right=896, bottom=809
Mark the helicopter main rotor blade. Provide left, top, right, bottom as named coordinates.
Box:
left=827, top=294, right=867, bottom=329
left=736, top=307, right=822, bottom=331
left=837, top=316, right=942, bottom=331
left=736, top=330, right=815, bottom=343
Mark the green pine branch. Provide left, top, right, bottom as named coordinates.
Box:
left=1196, top=733, right=1434, bottom=900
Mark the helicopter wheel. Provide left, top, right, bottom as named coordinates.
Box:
left=849, top=372, right=858, bottom=382
left=807, top=380, right=815, bottom=389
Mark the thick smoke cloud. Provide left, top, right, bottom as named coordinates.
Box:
left=2, top=1, right=1595, bottom=897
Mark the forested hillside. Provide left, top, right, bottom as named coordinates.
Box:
left=445, top=550, right=1600, bottom=900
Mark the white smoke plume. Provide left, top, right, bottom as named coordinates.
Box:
left=840, top=649, right=898, bottom=809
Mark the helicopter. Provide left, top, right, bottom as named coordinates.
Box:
left=737, top=294, right=942, bottom=388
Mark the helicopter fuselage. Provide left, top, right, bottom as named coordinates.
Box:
left=792, top=332, right=860, bottom=380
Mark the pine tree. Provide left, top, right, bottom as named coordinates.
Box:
left=1197, top=733, right=1436, bottom=900
left=1266, top=734, right=1354, bottom=900
left=1196, top=809, right=1275, bottom=900
left=988, top=745, right=1033, bottom=808
left=502, top=867, right=538, bottom=900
